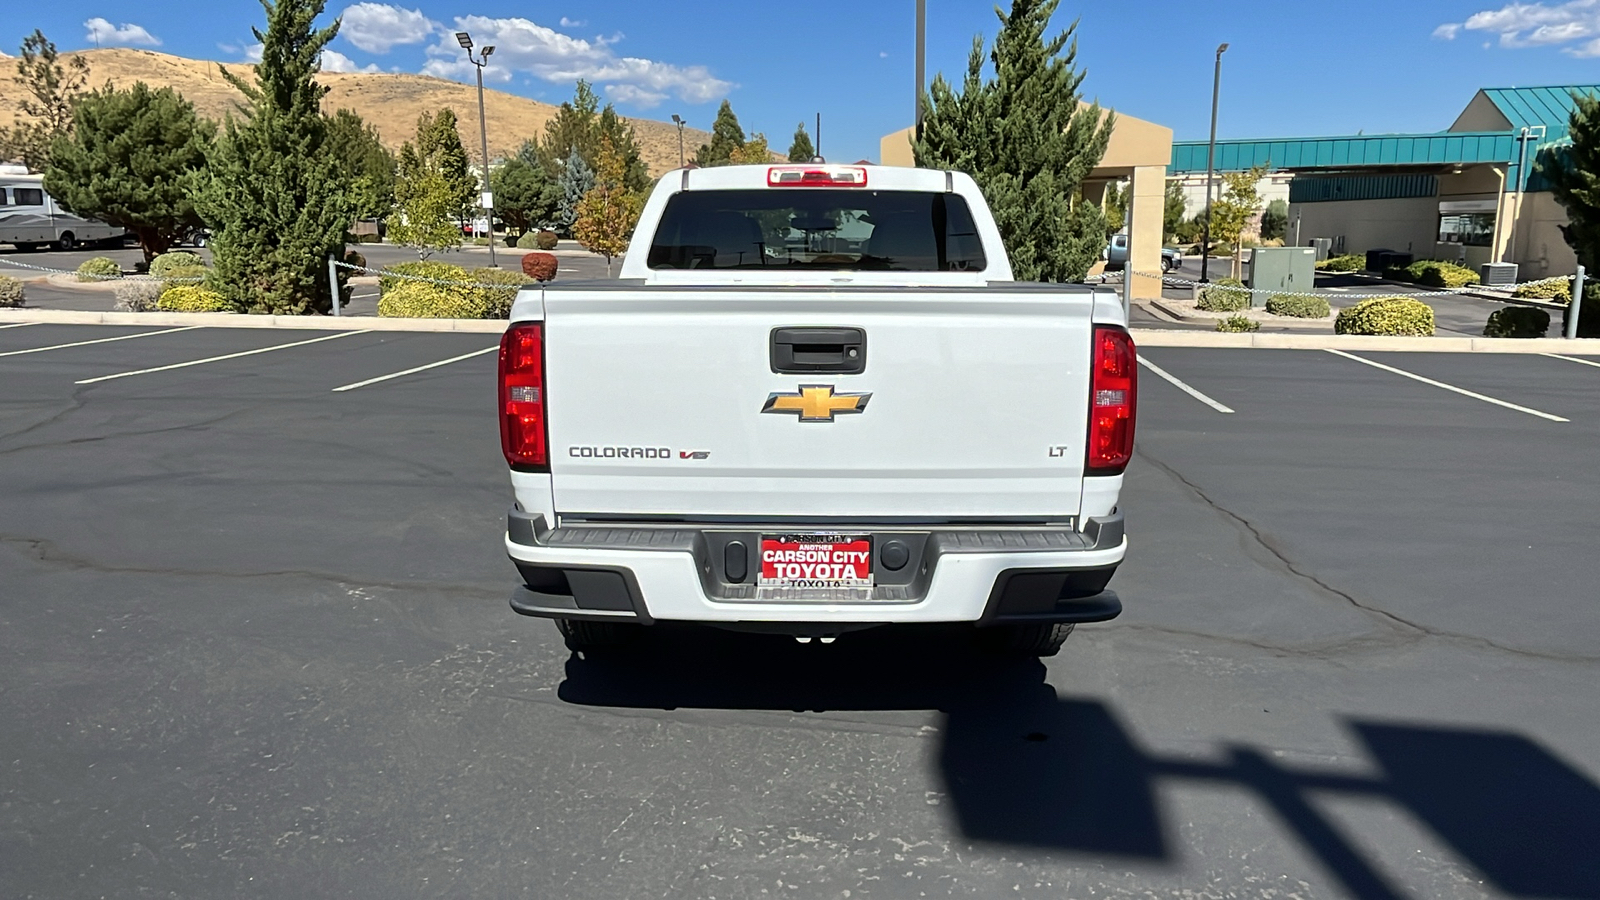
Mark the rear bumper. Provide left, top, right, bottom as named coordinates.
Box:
left=504, top=510, right=1126, bottom=626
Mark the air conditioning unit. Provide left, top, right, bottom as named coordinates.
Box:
left=1480, top=262, right=1519, bottom=287
left=1308, top=238, right=1331, bottom=261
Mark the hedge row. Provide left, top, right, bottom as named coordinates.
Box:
left=375, top=262, right=534, bottom=318
left=1265, top=294, right=1331, bottom=318
left=1334, top=297, right=1435, bottom=336
left=1384, top=259, right=1480, bottom=289
left=1316, top=254, right=1364, bottom=273
left=1512, top=277, right=1571, bottom=303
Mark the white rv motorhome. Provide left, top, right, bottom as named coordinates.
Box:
left=0, top=167, right=127, bottom=251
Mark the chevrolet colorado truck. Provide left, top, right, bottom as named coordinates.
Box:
left=500, top=163, right=1135, bottom=657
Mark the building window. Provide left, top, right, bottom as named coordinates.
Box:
left=1439, top=212, right=1494, bottom=247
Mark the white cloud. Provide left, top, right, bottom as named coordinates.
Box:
left=243, top=42, right=264, bottom=63
left=420, top=15, right=732, bottom=106
left=879, top=50, right=890, bottom=58
left=340, top=2, right=436, bottom=54
left=83, top=17, right=161, bottom=47
left=321, top=49, right=381, bottom=73
left=559, top=17, right=585, bottom=28
left=1435, top=0, right=1600, bottom=54
left=604, top=83, right=667, bottom=108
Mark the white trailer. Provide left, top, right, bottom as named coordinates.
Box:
left=0, top=170, right=127, bottom=251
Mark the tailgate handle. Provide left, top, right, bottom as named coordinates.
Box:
left=770, top=327, right=866, bottom=375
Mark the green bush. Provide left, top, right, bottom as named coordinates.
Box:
left=1215, top=315, right=1259, bottom=333
left=159, top=265, right=209, bottom=285
left=535, top=230, right=559, bottom=250
left=157, top=285, right=233, bottom=312
left=0, top=275, right=24, bottom=307
left=377, top=280, right=481, bottom=318
left=1483, top=306, right=1551, bottom=338
left=377, top=261, right=471, bottom=296
left=75, top=256, right=123, bottom=282
left=1196, top=277, right=1249, bottom=312
left=1265, top=294, right=1331, bottom=318
left=1334, top=296, right=1435, bottom=336
left=515, top=232, right=541, bottom=249
left=149, top=251, right=203, bottom=278
left=343, top=249, right=368, bottom=272
left=1514, top=277, right=1572, bottom=303
left=1316, top=253, right=1364, bottom=273
left=466, top=267, right=533, bottom=319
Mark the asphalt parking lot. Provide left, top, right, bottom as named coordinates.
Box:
left=3, top=323, right=1599, bottom=898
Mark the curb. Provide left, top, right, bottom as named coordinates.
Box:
left=0, top=309, right=508, bottom=333
left=1132, top=329, right=1600, bottom=354
left=1147, top=296, right=1333, bottom=330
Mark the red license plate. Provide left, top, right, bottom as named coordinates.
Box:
left=758, top=534, right=873, bottom=587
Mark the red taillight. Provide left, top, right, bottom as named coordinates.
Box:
left=767, top=165, right=868, bottom=187
left=1086, top=326, right=1137, bottom=475
left=499, top=323, right=548, bottom=470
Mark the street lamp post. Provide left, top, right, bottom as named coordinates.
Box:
left=915, top=0, right=926, bottom=141
left=457, top=31, right=497, bottom=268
left=1200, top=42, right=1228, bottom=284
left=671, top=114, right=685, bottom=167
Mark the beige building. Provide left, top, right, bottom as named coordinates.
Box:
left=880, top=105, right=1174, bottom=300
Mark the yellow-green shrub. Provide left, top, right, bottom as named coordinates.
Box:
left=159, top=265, right=209, bottom=285
left=157, top=285, right=233, bottom=312
left=1414, top=261, right=1480, bottom=288
left=1265, top=294, right=1331, bottom=318
left=377, top=280, right=481, bottom=318
left=75, top=256, right=122, bottom=282
left=1197, top=277, right=1249, bottom=312
left=466, top=267, right=532, bottom=319
left=377, top=261, right=470, bottom=296
left=1513, top=277, right=1571, bottom=303
left=1215, top=315, right=1259, bottom=333
left=1316, top=253, right=1364, bottom=272
left=149, top=251, right=203, bottom=277
left=1334, top=296, right=1434, bottom=336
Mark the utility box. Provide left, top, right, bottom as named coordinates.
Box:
left=1247, top=247, right=1317, bottom=306
left=1309, top=238, right=1332, bottom=261
left=1480, top=262, right=1519, bottom=287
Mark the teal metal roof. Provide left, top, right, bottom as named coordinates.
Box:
left=1170, top=132, right=1518, bottom=174
left=1480, top=85, right=1600, bottom=134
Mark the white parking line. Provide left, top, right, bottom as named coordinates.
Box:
left=331, top=346, right=498, bottom=392
left=0, top=326, right=200, bottom=359
left=1137, top=356, right=1235, bottom=414
left=1542, top=352, right=1600, bottom=371
left=1324, top=349, right=1569, bottom=422
left=0, top=322, right=39, bottom=330
left=75, top=330, right=371, bottom=385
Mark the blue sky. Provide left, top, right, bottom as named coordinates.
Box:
left=6, top=2, right=1600, bottom=163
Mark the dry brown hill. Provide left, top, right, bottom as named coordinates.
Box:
left=0, top=48, right=714, bottom=176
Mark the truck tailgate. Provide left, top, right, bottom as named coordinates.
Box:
left=541, top=287, right=1095, bottom=520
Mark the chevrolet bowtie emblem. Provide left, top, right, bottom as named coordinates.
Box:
left=762, top=385, right=872, bottom=422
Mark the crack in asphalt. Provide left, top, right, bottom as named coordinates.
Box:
left=0, top=408, right=250, bottom=457
left=1135, top=447, right=1600, bottom=666
left=0, top=388, right=88, bottom=443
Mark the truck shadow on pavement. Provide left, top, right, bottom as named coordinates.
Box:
left=558, top=625, right=1600, bottom=900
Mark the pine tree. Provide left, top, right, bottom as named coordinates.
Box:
left=1261, top=199, right=1289, bottom=242
left=325, top=108, right=396, bottom=221
left=491, top=156, right=560, bottom=239
left=197, top=0, right=354, bottom=315
left=1163, top=180, right=1186, bottom=243
left=553, top=149, right=595, bottom=236
left=694, top=100, right=745, bottom=167
left=539, top=80, right=600, bottom=170
left=596, top=105, right=649, bottom=192
left=787, top=122, right=816, bottom=162
left=43, top=82, right=212, bottom=261
left=729, top=133, right=771, bottom=165
left=573, top=136, right=644, bottom=275
left=1542, top=91, right=1600, bottom=336
left=911, top=0, right=1114, bottom=282
left=0, top=31, right=90, bottom=171
left=401, top=109, right=476, bottom=217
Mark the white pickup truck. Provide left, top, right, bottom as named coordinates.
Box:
left=500, top=163, right=1135, bottom=657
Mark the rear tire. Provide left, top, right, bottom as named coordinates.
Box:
left=981, top=623, right=1074, bottom=657
left=56, top=232, right=76, bottom=251
left=555, top=618, right=641, bottom=654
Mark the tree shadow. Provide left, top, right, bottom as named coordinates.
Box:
left=558, top=625, right=1600, bottom=899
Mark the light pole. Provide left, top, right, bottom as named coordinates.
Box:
left=671, top=114, right=685, bottom=167
left=915, top=0, right=926, bottom=141
left=1200, top=42, right=1228, bottom=284
left=457, top=31, right=497, bottom=268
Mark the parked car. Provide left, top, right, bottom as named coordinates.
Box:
left=498, top=164, right=1133, bottom=659
left=1104, top=234, right=1181, bottom=273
